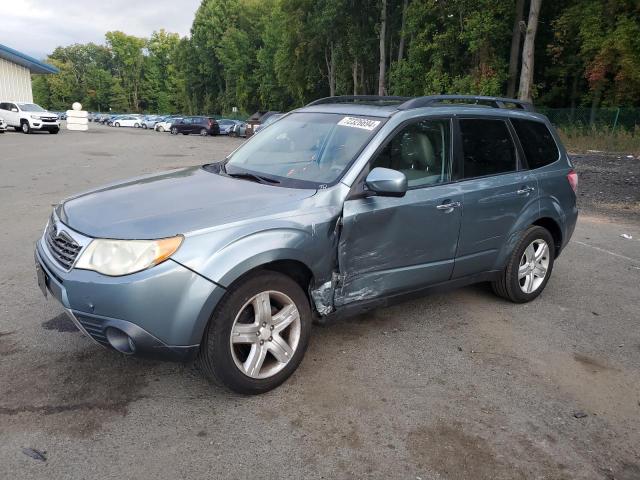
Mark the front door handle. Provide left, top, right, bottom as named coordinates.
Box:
left=517, top=186, right=536, bottom=195
left=436, top=201, right=461, bottom=211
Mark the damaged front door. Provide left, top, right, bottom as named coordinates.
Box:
left=335, top=117, right=462, bottom=307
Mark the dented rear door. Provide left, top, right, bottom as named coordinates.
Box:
left=335, top=185, right=463, bottom=307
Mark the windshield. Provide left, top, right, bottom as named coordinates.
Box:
left=19, top=103, right=46, bottom=112
left=225, top=112, right=385, bottom=187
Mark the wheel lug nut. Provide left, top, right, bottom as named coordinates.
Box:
left=255, top=332, right=260, bottom=336
left=268, top=336, right=273, bottom=341
left=262, top=322, right=267, bottom=327
left=260, top=340, right=264, bottom=345
left=270, top=325, right=274, bottom=330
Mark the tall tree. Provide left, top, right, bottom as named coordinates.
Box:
left=518, top=0, right=542, bottom=102
left=378, top=0, right=388, bottom=95
left=507, top=0, right=525, bottom=98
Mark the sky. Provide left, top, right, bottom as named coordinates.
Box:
left=0, top=0, right=202, bottom=60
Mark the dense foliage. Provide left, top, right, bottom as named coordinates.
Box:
left=32, top=0, right=640, bottom=114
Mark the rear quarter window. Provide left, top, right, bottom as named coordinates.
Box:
left=511, top=119, right=560, bottom=169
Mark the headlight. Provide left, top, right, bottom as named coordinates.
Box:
left=75, top=236, right=183, bottom=276
left=31, top=115, right=41, bottom=120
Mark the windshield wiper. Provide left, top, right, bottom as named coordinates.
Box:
left=226, top=171, right=280, bottom=185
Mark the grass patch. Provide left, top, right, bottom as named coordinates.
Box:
left=558, top=125, right=640, bottom=155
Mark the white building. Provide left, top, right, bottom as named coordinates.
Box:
left=0, top=43, right=58, bottom=102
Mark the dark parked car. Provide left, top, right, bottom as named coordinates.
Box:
left=170, top=116, right=220, bottom=136
left=35, top=95, right=577, bottom=394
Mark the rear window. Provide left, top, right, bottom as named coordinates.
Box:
left=460, top=119, right=517, bottom=179
left=511, top=119, right=559, bottom=169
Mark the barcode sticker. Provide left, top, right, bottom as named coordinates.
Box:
left=337, top=117, right=381, bottom=131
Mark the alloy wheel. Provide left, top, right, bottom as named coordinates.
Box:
left=229, top=291, right=301, bottom=379
left=518, top=239, right=550, bottom=294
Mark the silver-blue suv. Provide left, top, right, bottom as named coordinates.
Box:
left=35, top=95, right=578, bottom=394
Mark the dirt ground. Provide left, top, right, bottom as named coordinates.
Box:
left=0, top=126, right=639, bottom=479
left=571, top=152, right=640, bottom=221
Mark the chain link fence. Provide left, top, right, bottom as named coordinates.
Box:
left=538, top=107, right=640, bottom=133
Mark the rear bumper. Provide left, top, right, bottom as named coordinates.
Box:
left=35, top=240, right=225, bottom=362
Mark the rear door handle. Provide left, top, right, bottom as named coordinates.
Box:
left=517, top=186, right=535, bottom=195
left=436, top=201, right=461, bottom=211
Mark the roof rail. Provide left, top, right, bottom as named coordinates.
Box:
left=398, top=95, right=534, bottom=111
left=306, top=95, right=410, bottom=106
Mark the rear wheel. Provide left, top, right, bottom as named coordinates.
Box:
left=197, top=271, right=312, bottom=394
left=21, top=121, right=31, bottom=134
left=134, top=123, right=140, bottom=128
left=171, top=127, right=178, bottom=135
left=142, top=124, right=147, bottom=129
left=115, top=122, right=120, bottom=127
left=200, top=128, right=208, bottom=136
left=492, top=226, right=555, bottom=303
left=157, top=126, right=165, bottom=132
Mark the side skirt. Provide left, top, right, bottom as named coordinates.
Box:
left=316, top=270, right=501, bottom=325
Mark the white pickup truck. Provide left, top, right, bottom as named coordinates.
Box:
left=0, top=101, right=60, bottom=134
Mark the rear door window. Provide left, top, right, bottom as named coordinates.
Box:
left=511, top=119, right=560, bottom=169
left=459, top=119, right=517, bottom=179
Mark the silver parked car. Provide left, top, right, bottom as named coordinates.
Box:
left=35, top=95, right=578, bottom=394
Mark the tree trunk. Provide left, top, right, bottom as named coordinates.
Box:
left=378, top=0, right=387, bottom=96
left=325, top=42, right=336, bottom=97
left=589, top=85, right=602, bottom=127
left=397, top=0, right=408, bottom=62
left=507, top=0, right=525, bottom=98
left=518, top=0, right=542, bottom=102
left=353, top=59, right=359, bottom=95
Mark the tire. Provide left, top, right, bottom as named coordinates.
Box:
left=21, top=121, right=31, bottom=134
left=115, top=122, right=120, bottom=127
left=199, top=128, right=208, bottom=136
left=142, top=124, right=147, bottom=129
left=158, top=126, right=165, bottom=132
left=134, top=123, right=140, bottom=128
left=492, top=226, right=555, bottom=303
left=171, top=127, right=178, bottom=135
left=197, top=271, right=312, bottom=394
left=49, top=128, right=59, bottom=134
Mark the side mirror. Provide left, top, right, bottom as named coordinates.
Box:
left=11, top=108, right=18, bottom=112
left=365, top=167, right=408, bottom=197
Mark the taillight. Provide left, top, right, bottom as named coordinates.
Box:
left=567, top=169, right=578, bottom=193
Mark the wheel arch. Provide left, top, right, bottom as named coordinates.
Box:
left=531, top=217, right=562, bottom=257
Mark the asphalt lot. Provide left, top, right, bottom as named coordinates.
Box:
left=1, top=125, right=639, bottom=479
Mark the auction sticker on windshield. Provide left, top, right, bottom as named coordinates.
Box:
left=337, top=117, right=381, bottom=131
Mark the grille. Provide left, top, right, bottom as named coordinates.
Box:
left=75, top=314, right=110, bottom=347
left=45, top=222, right=81, bottom=270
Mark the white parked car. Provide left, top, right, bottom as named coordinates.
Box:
left=0, top=101, right=60, bottom=134
left=0, top=116, right=7, bottom=132
left=112, top=115, right=142, bottom=128
left=155, top=116, right=182, bottom=132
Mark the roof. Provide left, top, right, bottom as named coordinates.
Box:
left=0, top=43, right=59, bottom=74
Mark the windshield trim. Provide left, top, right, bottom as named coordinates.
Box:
left=224, top=111, right=387, bottom=190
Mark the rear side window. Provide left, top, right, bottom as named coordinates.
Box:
left=511, top=119, right=560, bottom=169
left=460, top=119, right=516, bottom=179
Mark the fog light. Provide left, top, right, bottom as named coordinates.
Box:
left=105, top=327, right=136, bottom=354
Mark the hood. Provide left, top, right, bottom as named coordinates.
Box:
left=59, top=167, right=316, bottom=239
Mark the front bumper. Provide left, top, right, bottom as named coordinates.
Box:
left=35, top=236, right=225, bottom=361
left=29, top=119, right=60, bottom=130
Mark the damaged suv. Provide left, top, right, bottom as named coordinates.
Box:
left=35, top=95, right=578, bottom=394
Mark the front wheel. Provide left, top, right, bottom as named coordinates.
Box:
left=171, top=127, right=178, bottom=135
left=492, top=226, right=555, bottom=303
left=134, top=123, right=140, bottom=128
left=142, top=124, right=147, bottom=129
left=115, top=122, right=120, bottom=127
left=197, top=271, right=312, bottom=394
left=157, top=126, right=165, bottom=132
left=21, top=122, right=31, bottom=134
left=199, top=128, right=208, bottom=136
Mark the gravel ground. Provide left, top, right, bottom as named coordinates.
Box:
left=0, top=126, right=639, bottom=479
left=571, top=152, right=640, bottom=222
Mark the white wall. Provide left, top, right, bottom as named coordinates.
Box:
left=0, top=57, right=33, bottom=102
